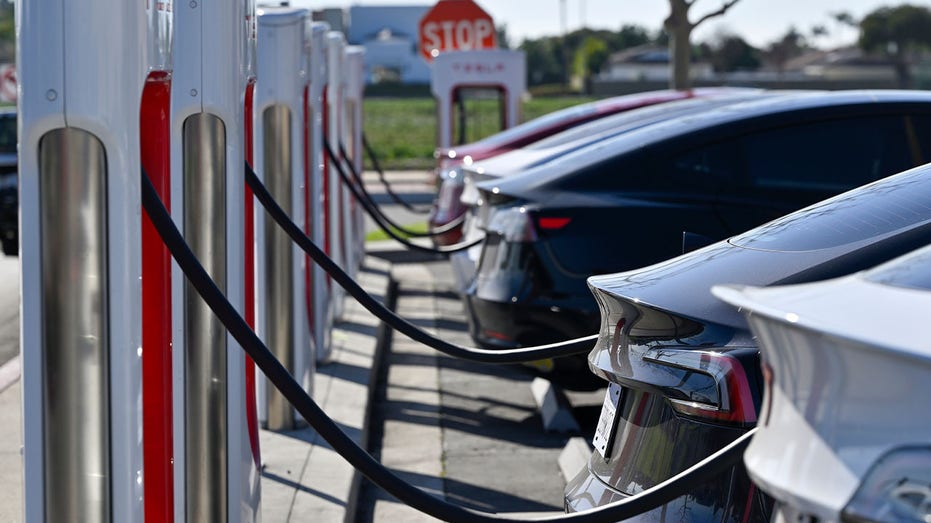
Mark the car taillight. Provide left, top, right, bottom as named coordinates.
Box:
left=643, top=348, right=758, bottom=425
left=842, top=447, right=931, bottom=523
left=486, top=206, right=537, bottom=242
left=536, top=217, right=571, bottom=230
left=436, top=177, right=465, bottom=216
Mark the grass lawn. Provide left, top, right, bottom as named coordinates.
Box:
left=365, top=221, right=431, bottom=242
left=363, top=95, right=598, bottom=170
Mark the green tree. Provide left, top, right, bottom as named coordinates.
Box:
left=859, top=4, right=931, bottom=88
left=496, top=23, right=511, bottom=50
left=764, top=27, right=808, bottom=74
left=708, top=33, right=760, bottom=72
left=610, top=24, right=652, bottom=50
left=520, top=24, right=658, bottom=88
left=519, top=37, right=565, bottom=86
left=664, top=0, right=742, bottom=89
left=0, top=2, right=13, bottom=63
left=573, top=36, right=610, bottom=86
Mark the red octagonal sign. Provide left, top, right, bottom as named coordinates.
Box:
left=418, top=0, right=497, bottom=62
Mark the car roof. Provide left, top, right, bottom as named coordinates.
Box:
left=437, top=88, right=761, bottom=160
left=479, top=90, right=931, bottom=198
left=464, top=93, right=781, bottom=178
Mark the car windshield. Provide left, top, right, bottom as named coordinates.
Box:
left=729, top=164, right=931, bottom=252
left=0, top=115, right=14, bottom=154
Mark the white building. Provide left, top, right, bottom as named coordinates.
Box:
left=347, top=5, right=432, bottom=84
left=597, top=45, right=713, bottom=82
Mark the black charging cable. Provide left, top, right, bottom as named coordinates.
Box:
left=361, top=132, right=432, bottom=214
left=141, top=167, right=756, bottom=523
left=325, top=141, right=481, bottom=255
left=247, top=160, right=596, bottom=363
left=336, top=140, right=465, bottom=238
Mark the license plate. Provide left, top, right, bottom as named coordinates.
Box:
left=593, top=383, right=623, bottom=460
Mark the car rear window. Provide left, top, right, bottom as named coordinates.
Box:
left=741, top=115, right=913, bottom=192
left=866, top=247, right=931, bottom=291
left=729, top=165, right=931, bottom=252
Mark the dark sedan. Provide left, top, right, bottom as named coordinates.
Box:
left=565, top=161, right=931, bottom=520
left=0, top=107, right=15, bottom=256
left=464, top=90, right=931, bottom=373
left=429, top=88, right=757, bottom=244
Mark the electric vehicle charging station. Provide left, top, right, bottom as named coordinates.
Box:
left=326, top=31, right=349, bottom=323
left=170, top=0, right=260, bottom=520
left=19, top=0, right=148, bottom=520
left=306, top=21, right=334, bottom=365
left=254, top=6, right=314, bottom=432
left=344, top=46, right=367, bottom=280
left=15, top=0, right=759, bottom=518
left=431, top=49, right=526, bottom=150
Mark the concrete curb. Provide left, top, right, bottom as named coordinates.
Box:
left=531, top=377, right=581, bottom=434
left=260, top=254, right=392, bottom=523
left=558, top=437, right=592, bottom=484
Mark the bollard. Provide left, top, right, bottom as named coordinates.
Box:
left=19, top=1, right=147, bottom=521
left=344, top=46, right=367, bottom=278
left=306, top=21, right=334, bottom=364
left=170, top=0, right=260, bottom=520
left=254, top=6, right=313, bottom=431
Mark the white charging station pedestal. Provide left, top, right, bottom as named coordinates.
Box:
left=326, top=31, right=349, bottom=323
left=431, top=50, right=526, bottom=150
left=170, top=0, right=260, bottom=520
left=254, top=6, right=314, bottom=431
left=345, top=45, right=367, bottom=277
left=19, top=1, right=148, bottom=520
left=306, top=22, right=334, bottom=364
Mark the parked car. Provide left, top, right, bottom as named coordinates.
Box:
left=0, top=107, right=17, bottom=256
left=465, top=90, right=931, bottom=366
left=714, top=244, right=931, bottom=523
left=564, top=161, right=931, bottom=520
left=429, top=88, right=757, bottom=244
left=448, top=91, right=780, bottom=291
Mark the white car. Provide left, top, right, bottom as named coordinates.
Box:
left=714, top=245, right=931, bottom=523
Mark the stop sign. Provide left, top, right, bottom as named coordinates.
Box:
left=418, top=0, right=497, bottom=62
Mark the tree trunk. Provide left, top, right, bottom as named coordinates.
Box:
left=665, top=0, right=693, bottom=90
left=669, top=27, right=693, bottom=90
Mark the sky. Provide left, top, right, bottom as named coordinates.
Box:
left=288, top=0, right=921, bottom=49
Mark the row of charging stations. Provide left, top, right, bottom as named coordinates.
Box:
left=18, top=1, right=364, bottom=520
